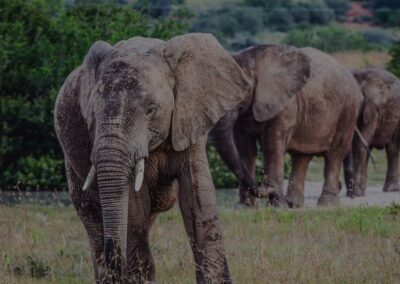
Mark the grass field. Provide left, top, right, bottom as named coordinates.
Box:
left=1, top=204, right=400, bottom=283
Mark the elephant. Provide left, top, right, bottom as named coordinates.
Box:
left=209, top=45, right=363, bottom=208
left=343, top=68, right=400, bottom=196
left=54, top=33, right=250, bottom=283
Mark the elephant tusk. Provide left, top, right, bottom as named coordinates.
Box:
left=83, top=166, right=96, bottom=191
left=134, top=158, right=145, bottom=192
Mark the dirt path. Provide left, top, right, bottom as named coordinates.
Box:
left=296, top=181, right=400, bottom=208
left=216, top=181, right=400, bottom=208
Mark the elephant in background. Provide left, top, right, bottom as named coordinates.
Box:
left=54, top=33, right=250, bottom=283
left=209, top=45, right=362, bottom=208
left=344, top=68, right=400, bottom=196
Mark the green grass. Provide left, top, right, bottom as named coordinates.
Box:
left=1, top=204, right=400, bottom=283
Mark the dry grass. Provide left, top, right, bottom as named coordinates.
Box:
left=1, top=204, right=400, bottom=283
left=332, top=51, right=390, bottom=69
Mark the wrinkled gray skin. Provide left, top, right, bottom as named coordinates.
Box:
left=344, top=68, right=400, bottom=196
left=209, top=45, right=362, bottom=208
left=54, top=33, right=250, bottom=283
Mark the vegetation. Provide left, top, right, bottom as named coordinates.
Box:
left=1, top=204, right=400, bottom=282
left=388, top=41, right=400, bottom=78
left=0, top=0, right=398, bottom=191
left=283, top=24, right=391, bottom=53
left=0, top=0, right=190, bottom=190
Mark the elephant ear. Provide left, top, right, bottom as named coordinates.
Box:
left=162, top=33, right=251, bottom=151
left=80, top=41, right=116, bottom=120
left=83, top=41, right=116, bottom=83
left=252, top=45, right=310, bottom=122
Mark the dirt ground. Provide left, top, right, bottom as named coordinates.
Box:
left=298, top=181, right=400, bottom=208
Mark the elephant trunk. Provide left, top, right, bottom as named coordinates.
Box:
left=91, top=127, right=148, bottom=280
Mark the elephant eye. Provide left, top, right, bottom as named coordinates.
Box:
left=145, top=105, right=157, bottom=118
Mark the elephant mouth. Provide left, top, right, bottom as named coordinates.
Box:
left=82, top=157, right=145, bottom=192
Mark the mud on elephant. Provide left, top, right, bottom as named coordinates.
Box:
left=54, top=33, right=250, bottom=283
left=209, top=45, right=363, bottom=208
left=344, top=68, right=400, bottom=197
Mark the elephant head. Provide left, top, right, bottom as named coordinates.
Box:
left=348, top=68, right=400, bottom=195
left=233, top=44, right=310, bottom=121
left=60, top=33, right=250, bottom=278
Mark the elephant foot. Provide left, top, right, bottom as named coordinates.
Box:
left=352, top=186, right=366, bottom=197
left=345, top=178, right=355, bottom=198
left=238, top=187, right=257, bottom=208
left=285, top=193, right=304, bottom=208
left=317, top=192, right=340, bottom=206
left=265, top=191, right=287, bottom=208
left=383, top=182, right=400, bottom=192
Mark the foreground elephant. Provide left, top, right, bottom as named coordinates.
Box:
left=344, top=68, right=400, bottom=196
left=54, top=33, right=250, bottom=283
left=209, top=45, right=362, bottom=207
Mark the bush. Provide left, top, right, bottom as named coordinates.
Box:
left=191, top=5, right=264, bottom=43
left=374, top=0, right=400, bottom=10
left=360, top=29, right=397, bottom=46
left=290, top=4, right=311, bottom=25
left=375, top=7, right=400, bottom=26
left=388, top=41, right=400, bottom=78
left=283, top=25, right=376, bottom=53
left=0, top=0, right=190, bottom=190
left=308, top=3, right=335, bottom=25
left=266, top=6, right=295, bottom=31
left=324, top=0, right=350, bottom=21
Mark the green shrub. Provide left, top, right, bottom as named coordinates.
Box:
left=307, top=3, right=335, bottom=25
left=388, top=41, right=400, bottom=78
left=266, top=6, right=295, bottom=31
left=0, top=0, right=190, bottom=190
left=191, top=5, right=264, bottom=40
left=290, top=4, right=311, bottom=25
left=360, top=29, right=397, bottom=46
left=324, top=0, right=350, bottom=21
left=283, top=25, right=377, bottom=53
left=374, top=0, right=400, bottom=10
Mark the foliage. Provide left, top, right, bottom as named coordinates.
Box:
left=307, top=2, right=335, bottom=25
left=266, top=6, right=295, bottom=31
left=375, top=7, right=400, bottom=27
left=388, top=41, right=400, bottom=78
left=373, top=0, right=400, bottom=10
left=191, top=4, right=264, bottom=42
left=207, top=145, right=238, bottom=188
left=0, top=0, right=190, bottom=190
left=324, top=0, right=350, bottom=21
left=133, top=0, right=186, bottom=18
left=283, top=25, right=380, bottom=53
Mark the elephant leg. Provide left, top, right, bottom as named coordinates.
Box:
left=179, top=138, right=231, bottom=283
left=317, top=156, right=343, bottom=206
left=285, top=154, right=313, bottom=208
left=383, top=141, right=400, bottom=192
left=260, top=123, right=289, bottom=207
left=126, top=184, right=155, bottom=283
left=66, top=163, right=104, bottom=281
left=233, top=125, right=258, bottom=206
left=343, top=151, right=355, bottom=197
left=352, top=139, right=370, bottom=197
